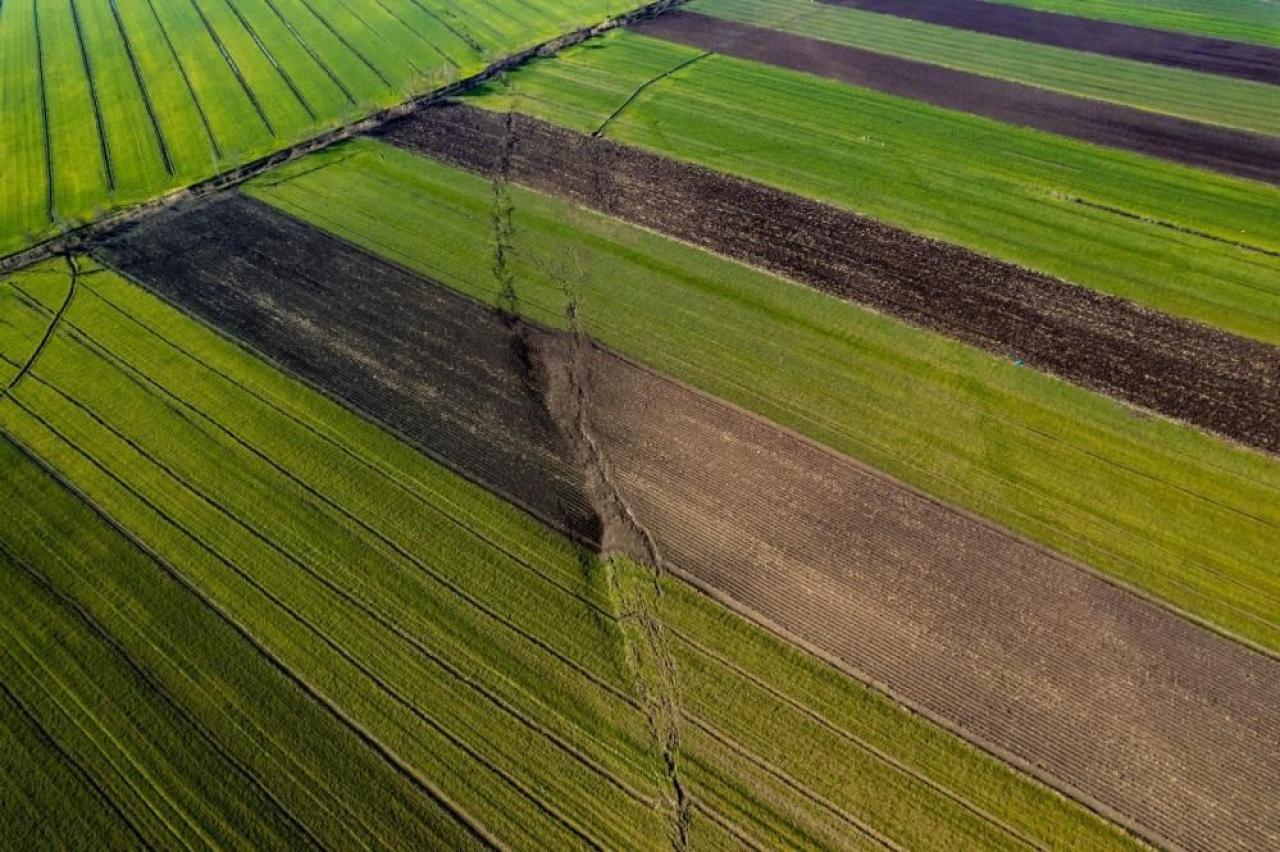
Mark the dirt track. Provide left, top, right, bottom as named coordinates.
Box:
left=821, top=0, right=1280, bottom=85
left=381, top=103, right=1280, bottom=454
left=633, top=11, right=1280, bottom=185
left=97, top=197, right=1280, bottom=849
left=93, top=194, right=601, bottom=542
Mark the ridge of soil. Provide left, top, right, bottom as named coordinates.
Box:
left=381, top=103, right=1280, bottom=454
left=635, top=10, right=1280, bottom=185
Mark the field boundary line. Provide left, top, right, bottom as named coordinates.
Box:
left=685, top=710, right=904, bottom=851
left=232, top=189, right=1280, bottom=657
left=662, top=560, right=1158, bottom=850
left=71, top=275, right=620, bottom=622
left=0, top=424, right=505, bottom=851
left=0, top=0, right=695, bottom=273
left=63, top=313, right=630, bottom=663
left=593, top=50, right=710, bottom=137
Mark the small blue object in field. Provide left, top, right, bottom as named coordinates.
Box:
left=1013, top=358, right=1024, bottom=366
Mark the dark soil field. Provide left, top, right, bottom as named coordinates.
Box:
left=821, top=0, right=1280, bottom=85
left=382, top=103, right=1280, bottom=454
left=634, top=11, right=1280, bottom=185
left=94, top=195, right=600, bottom=542
left=93, top=195, right=1280, bottom=850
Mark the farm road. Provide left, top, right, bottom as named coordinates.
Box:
left=383, top=104, right=1280, bottom=455
left=98, top=195, right=1280, bottom=851
left=633, top=11, right=1280, bottom=185
left=820, top=0, right=1280, bottom=85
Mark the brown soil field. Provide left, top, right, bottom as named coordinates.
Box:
left=567, top=331, right=1280, bottom=852
left=381, top=103, right=1280, bottom=454
left=822, top=0, right=1280, bottom=85
left=93, top=195, right=600, bottom=542
left=96, top=196, right=1280, bottom=850
left=634, top=11, right=1280, bottom=185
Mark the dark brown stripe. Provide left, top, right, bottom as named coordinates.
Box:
left=93, top=195, right=1280, bottom=850
left=380, top=102, right=1280, bottom=454
left=633, top=11, right=1280, bottom=185
left=821, top=0, right=1280, bottom=85
left=93, top=193, right=601, bottom=543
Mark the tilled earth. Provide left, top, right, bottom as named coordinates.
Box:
left=98, top=196, right=1280, bottom=851
left=94, top=194, right=601, bottom=543
left=634, top=11, right=1280, bottom=185
left=382, top=102, right=1280, bottom=454
left=821, top=0, right=1280, bottom=85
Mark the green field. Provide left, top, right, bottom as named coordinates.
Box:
left=245, top=139, right=1280, bottom=652
left=0, top=258, right=1134, bottom=849
left=986, top=0, right=1280, bottom=47
left=461, top=30, right=1280, bottom=345
left=689, top=0, right=1280, bottom=135
left=0, top=0, right=648, bottom=259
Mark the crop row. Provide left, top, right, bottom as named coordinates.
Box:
left=246, top=141, right=1280, bottom=652
left=690, top=0, right=1280, bottom=136
left=0, top=0, right=651, bottom=257
left=463, top=30, right=1280, bottom=345
left=0, top=258, right=1134, bottom=848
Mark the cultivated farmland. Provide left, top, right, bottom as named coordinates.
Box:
left=245, top=140, right=1280, bottom=655
left=822, top=0, right=1280, bottom=81
left=462, top=31, right=1280, bottom=344
left=2, top=0, right=1278, bottom=849
left=0, top=258, right=1141, bottom=849
left=93, top=190, right=1280, bottom=849
left=690, top=0, right=1280, bottom=136
left=0, top=0, right=660, bottom=258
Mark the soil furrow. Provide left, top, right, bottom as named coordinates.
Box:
left=293, top=0, right=393, bottom=87
left=380, top=102, right=1280, bottom=454
left=187, top=0, right=277, bottom=136
left=141, top=0, right=223, bottom=161
left=32, top=0, right=55, bottom=223
left=0, top=663, right=151, bottom=848
left=634, top=11, right=1280, bottom=185
left=221, top=0, right=317, bottom=121
left=819, top=0, right=1280, bottom=86
left=107, top=0, right=174, bottom=175
left=68, top=0, right=115, bottom=190
left=258, top=0, right=357, bottom=106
